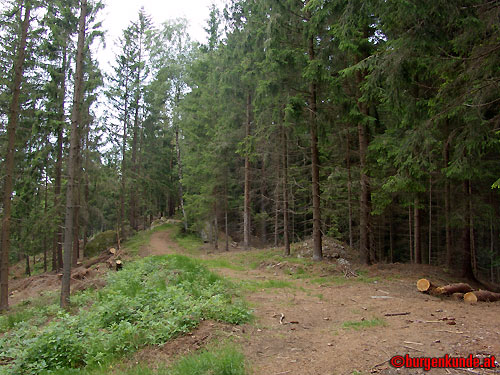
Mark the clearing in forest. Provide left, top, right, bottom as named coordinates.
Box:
left=2, top=225, right=499, bottom=375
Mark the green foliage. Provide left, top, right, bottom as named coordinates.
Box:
left=168, top=345, right=247, bottom=375
left=0, top=256, right=250, bottom=375
left=85, top=230, right=118, bottom=257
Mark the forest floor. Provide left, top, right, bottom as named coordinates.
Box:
left=7, top=226, right=500, bottom=375
left=136, top=227, right=500, bottom=375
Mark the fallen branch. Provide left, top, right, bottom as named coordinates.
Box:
left=384, top=312, right=410, bottom=317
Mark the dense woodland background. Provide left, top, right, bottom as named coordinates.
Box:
left=1, top=0, right=500, bottom=309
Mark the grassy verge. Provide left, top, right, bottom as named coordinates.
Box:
left=0, top=255, right=250, bottom=375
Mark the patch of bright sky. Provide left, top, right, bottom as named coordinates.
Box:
left=97, top=0, right=225, bottom=71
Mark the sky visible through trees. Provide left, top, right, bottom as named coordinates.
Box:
left=0, top=0, right=499, bottom=312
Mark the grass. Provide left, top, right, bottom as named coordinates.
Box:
left=0, top=291, right=60, bottom=333
left=236, top=278, right=295, bottom=292
left=342, top=317, right=386, bottom=330
left=47, top=345, right=247, bottom=375
left=199, top=258, right=246, bottom=271
left=169, top=344, right=246, bottom=375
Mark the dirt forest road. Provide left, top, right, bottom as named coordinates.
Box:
left=143, top=228, right=500, bottom=375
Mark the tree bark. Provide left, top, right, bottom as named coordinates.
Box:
left=414, top=197, right=421, bottom=264
left=61, top=0, right=86, bottom=309
left=462, top=180, right=474, bottom=280
left=260, top=154, right=267, bottom=244
left=243, top=92, right=252, bottom=249
left=0, top=0, right=31, bottom=311
left=282, top=122, right=290, bottom=256
left=408, top=206, right=413, bottom=263
left=129, top=24, right=145, bottom=231
left=53, top=39, right=68, bottom=272
left=464, top=290, right=500, bottom=303
left=174, top=89, right=188, bottom=232
left=428, top=174, right=432, bottom=264
left=444, top=141, right=452, bottom=269
left=120, top=72, right=130, bottom=235
left=346, top=130, right=353, bottom=249
left=308, top=35, right=322, bottom=261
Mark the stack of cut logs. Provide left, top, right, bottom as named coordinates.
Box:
left=417, top=279, right=500, bottom=303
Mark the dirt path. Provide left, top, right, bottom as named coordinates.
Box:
left=141, top=229, right=500, bottom=375
left=139, top=230, right=183, bottom=256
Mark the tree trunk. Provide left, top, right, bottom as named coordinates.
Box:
left=0, top=1, right=31, bottom=311
left=61, top=0, right=86, bottom=309
left=120, top=74, right=129, bottom=234
left=243, top=92, right=251, bottom=250
left=346, top=130, right=353, bottom=249
left=444, top=141, right=452, bottom=269
left=409, top=206, right=413, bottom=263
left=43, top=169, right=48, bottom=272
left=308, top=35, right=322, bottom=261
left=213, top=200, right=218, bottom=250
left=462, top=180, right=474, bottom=280
left=389, top=217, right=394, bottom=263
left=225, top=182, right=229, bottom=252
left=25, top=255, right=31, bottom=277
left=414, top=197, right=421, bottom=264
left=428, top=174, right=432, bottom=264
left=53, top=39, right=68, bottom=272
left=274, top=154, right=280, bottom=248
left=282, top=123, right=290, bottom=256
left=260, top=154, right=267, bottom=244
left=174, top=90, right=188, bottom=232
left=129, top=28, right=144, bottom=232
left=72, top=140, right=81, bottom=267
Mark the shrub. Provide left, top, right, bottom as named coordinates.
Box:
left=0, top=255, right=250, bottom=375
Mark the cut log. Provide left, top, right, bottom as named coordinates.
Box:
left=83, top=252, right=111, bottom=268
left=434, top=283, right=473, bottom=295
left=451, top=292, right=464, bottom=301
left=464, top=290, right=500, bottom=303
left=417, top=279, right=436, bottom=293
left=115, top=259, right=123, bottom=271
left=109, top=247, right=116, bottom=255
left=71, top=267, right=90, bottom=280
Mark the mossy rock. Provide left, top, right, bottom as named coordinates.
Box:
left=85, top=230, right=117, bottom=257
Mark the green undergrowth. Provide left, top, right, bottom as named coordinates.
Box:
left=168, top=344, right=247, bottom=375
left=0, top=291, right=59, bottom=334
left=46, top=344, right=247, bottom=375
left=342, top=317, right=386, bottom=330
left=171, top=227, right=203, bottom=255
left=0, top=255, right=250, bottom=375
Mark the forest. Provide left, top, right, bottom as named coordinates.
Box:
left=1, top=0, right=500, bottom=315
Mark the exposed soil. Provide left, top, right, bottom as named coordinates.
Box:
left=142, top=230, right=500, bottom=375
left=8, top=229, right=500, bottom=374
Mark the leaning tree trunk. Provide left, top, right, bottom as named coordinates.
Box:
left=0, top=1, right=31, bottom=311
left=61, top=0, right=86, bottom=309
